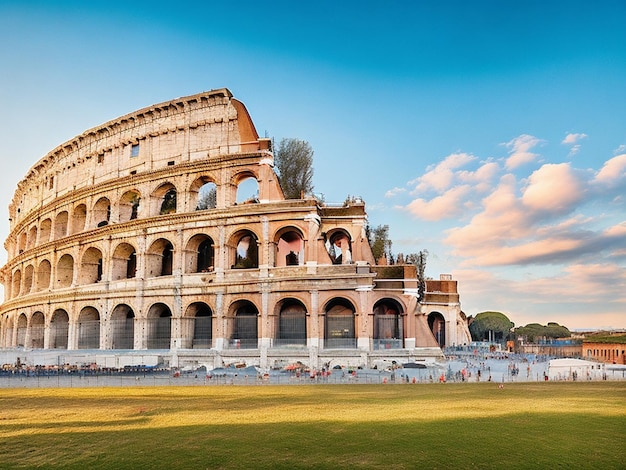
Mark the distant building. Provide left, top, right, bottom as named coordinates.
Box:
left=0, top=88, right=471, bottom=370
left=583, top=334, right=626, bottom=365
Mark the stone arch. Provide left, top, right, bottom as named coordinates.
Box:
left=191, top=176, right=217, bottom=210
left=39, top=218, right=52, bottom=243
left=234, top=172, right=259, bottom=204
left=50, top=309, right=69, bottom=349
left=27, top=225, right=38, bottom=249
left=111, top=242, right=137, bottom=280
left=77, top=306, right=100, bottom=349
left=325, top=229, right=353, bottom=265
left=373, top=298, right=404, bottom=350
left=146, top=303, right=172, bottom=349
left=185, top=234, right=215, bottom=273
left=79, top=247, right=103, bottom=285
left=71, top=204, right=87, bottom=234
left=229, top=300, right=258, bottom=349
left=31, top=311, right=45, bottom=349
left=230, top=229, right=259, bottom=269
left=16, top=313, right=27, bottom=347
left=18, top=231, right=27, bottom=253
left=2, top=317, right=15, bottom=348
left=146, top=238, right=174, bottom=277
left=56, top=254, right=74, bottom=288
left=274, top=226, right=305, bottom=267
left=11, top=268, right=21, bottom=298
left=54, top=210, right=69, bottom=239
left=428, top=311, right=446, bottom=348
left=110, top=304, right=135, bottom=349
left=185, top=302, right=213, bottom=349
left=152, top=182, right=177, bottom=215
left=275, top=298, right=307, bottom=347
left=36, top=259, right=52, bottom=291
left=23, top=264, right=34, bottom=295
left=120, top=190, right=141, bottom=221
left=93, top=197, right=111, bottom=227
left=324, top=297, right=356, bottom=348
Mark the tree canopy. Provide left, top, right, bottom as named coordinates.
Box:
left=274, top=138, right=314, bottom=199
left=514, top=322, right=571, bottom=342
left=469, top=311, right=514, bottom=343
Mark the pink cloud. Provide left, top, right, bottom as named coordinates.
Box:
left=504, top=134, right=542, bottom=170
left=594, top=154, right=626, bottom=187
left=405, top=185, right=472, bottom=221
left=410, top=152, right=476, bottom=194
left=521, top=163, right=584, bottom=213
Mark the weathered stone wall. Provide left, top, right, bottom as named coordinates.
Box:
left=0, top=89, right=470, bottom=369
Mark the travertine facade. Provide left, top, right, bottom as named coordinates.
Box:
left=0, top=88, right=470, bottom=370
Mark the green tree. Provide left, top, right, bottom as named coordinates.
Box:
left=367, top=224, right=392, bottom=263
left=404, top=251, right=428, bottom=300
left=274, top=138, right=314, bottom=199
left=514, top=322, right=571, bottom=342
left=469, top=311, right=514, bottom=343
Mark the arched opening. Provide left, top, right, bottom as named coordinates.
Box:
left=324, top=298, right=356, bottom=348
left=93, top=197, right=111, bottom=227
left=326, top=230, right=353, bottom=265
left=54, top=211, right=69, bottom=239
left=146, top=303, right=172, bottom=349
left=23, top=264, right=34, bottom=295
left=80, top=247, right=103, bottom=284
left=120, top=190, right=141, bottom=221
left=3, top=318, right=15, bottom=348
left=146, top=238, right=174, bottom=277
left=230, top=300, right=258, bottom=349
left=39, top=218, right=52, bottom=244
left=16, top=313, right=27, bottom=347
left=36, top=259, right=52, bottom=291
left=31, top=312, right=45, bottom=349
left=236, top=176, right=259, bottom=204
left=111, top=243, right=137, bottom=280
left=77, top=307, right=100, bottom=349
left=373, top=299, right=404, bottom=350
left=232, top=230, right=258, bottom=269
left=275, top=299, right=307, bottom=347
left=50, top=309, right=69, bottom=349
left=18, top=231, right=27, bottom=253
left=11, top=269, right=21, bottom=298
left=186, top=302, right=212, bottom=349
left=71, top=204, right=87, bottom=234
left=27, top=225, right=38, bottom=249
left=158, top=187, right=177, bottom=215
left=275, top=229, right=304, bottom=267
left=184, top=234, right=215, bottom=273
left=56, top=254, right=74, bottom=288
left=110, top=304, right=135, bottom=349
left=428, top=312, right=446, bottom=348
left=194, top=180, right=217, bottom=210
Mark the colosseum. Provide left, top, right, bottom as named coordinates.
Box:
left=0, top=88, right=470, bottom=371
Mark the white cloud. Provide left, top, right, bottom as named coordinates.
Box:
left=593, top=154, right=626, bottom=188
left=561, top=132, right=587, bottom=155
left=521, top=163, right=584, bottom=214
left=410, top=152, right=476, bottom=194
left=504, top=134, right=542, bottom=170
left=385, top=187, right=406, bottom=198
left=405, top=185, right=472, bottom=221
left=561, top=132, right=587, bottom=145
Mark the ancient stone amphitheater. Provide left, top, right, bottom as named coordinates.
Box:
left=0, top=88, right=470, bottom=370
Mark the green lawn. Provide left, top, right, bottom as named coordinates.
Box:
left=1, top=382, right=624, bottom=469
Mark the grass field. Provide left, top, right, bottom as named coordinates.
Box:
left=1, top=382, right=624, bottom=469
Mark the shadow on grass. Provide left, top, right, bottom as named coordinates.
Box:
left=1, top=411, right=624, bottom=470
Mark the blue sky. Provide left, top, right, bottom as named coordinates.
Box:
left=1, top=1, right=625, bottom=329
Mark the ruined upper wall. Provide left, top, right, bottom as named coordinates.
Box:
left=9, top=88, right=261, bottom=227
